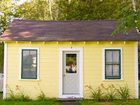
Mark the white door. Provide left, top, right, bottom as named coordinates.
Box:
left=62, top=51, right=80, bottom=95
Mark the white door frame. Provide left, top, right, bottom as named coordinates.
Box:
left=59, top=48, right=83, bottom=98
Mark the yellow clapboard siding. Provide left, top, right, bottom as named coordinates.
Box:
left=5, top=41, right=137, bottom=99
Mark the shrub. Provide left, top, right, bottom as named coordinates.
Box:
left=16, top=93, right=31, bottom=101
left=6, top=88, right=16, bottom=100
left=86, top=84, right=131, bottom=102
left=6, top=93, right=31, bottom=101
left=101, top=84, right=117, bottom=101
left=37, top=91, right=48, bottom=101
left=105, top=89, right=116, bottom=101
left=116, top=85, right=130, bottom=101
left=86, top=85, right=104, bottom=101
left=6, top=88, right=31, bottom=101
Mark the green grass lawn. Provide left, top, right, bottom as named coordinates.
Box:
left=0, top=100, right=140, bottom=105
left=0, top=100, right=60, bottom=105
left=0, top=92, right=2, bottom=99
left=80, top=100, right=140, bottom=105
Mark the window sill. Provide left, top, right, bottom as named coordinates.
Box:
left=102, top=79, right=124, bottom=82
left=19, top=79, right=40, bottom=81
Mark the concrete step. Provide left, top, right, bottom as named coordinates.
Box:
left=61, top=102, right=80, bottom=105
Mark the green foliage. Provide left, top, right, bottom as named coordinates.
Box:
left=0, top=100, right=60, bottom=105
left=66, top=55, right=76, bottom=65
left=112, top=0, right=140, bottom=35
left=0, top=99, right=140, bottom=105
left=0, top=92, right=2, bottom=99
left=14, top=0, right=132, bottom=21
left=6, top=94, right=31, bottom=101
left=7, top=88, right=16, bottom=100
left=0, top=0, right=14, bottom=72
left=86, top=84, right=130, bottom=102
left=116, top=85, right=130, bottom=101
left=56, top=0, right=130, bottom=20
left=101, top=84, right=117, bottom=101
left=14, top=0, right=50, bottom=20
left=6, top=93, right=31, bottom=101
left=86, top=85, right=104, bottom=101
left=80, top=99, right=140, bottom=105
left=0, top=0, right=15, bottom=33
left=37, top=91, right=48, bottom=101
left=112, top=9, right=140, bottom=35
left=16, top=93, right=31, bottom=101
left=6, top=87, right=31, bottom=101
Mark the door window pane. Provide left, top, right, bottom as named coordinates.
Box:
left=66, top=54, right=77, bottom=73
left=21, top=49, right=37, bottom=79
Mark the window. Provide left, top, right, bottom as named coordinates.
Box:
left=65, top=54, right=77, bottom=73
left=105, top=49, right=121, bottom=79
left=21, top=49, right=38, bottom=79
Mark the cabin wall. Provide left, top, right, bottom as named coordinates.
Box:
left=4, top=41, right=138, bottom=99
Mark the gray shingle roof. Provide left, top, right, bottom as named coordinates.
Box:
left=1, top=19, right=140, bottom=41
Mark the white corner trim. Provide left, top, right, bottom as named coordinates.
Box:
left=102, top=48, right=123, bottom=80
left=135, top=42, right=139, bottom=99
left=102, top=49, right=105, bottom=80
left=59, top=48, right=83, bottom=98
left=59, top=49, right=62, bottom=98
left=19, top=48, right=40, bottom=80
left=3, top=43, right=7, bottom=99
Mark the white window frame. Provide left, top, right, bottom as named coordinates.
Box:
left=19, top=48, right=39, bottom=80
left=103, top=48, right=122, bottom=80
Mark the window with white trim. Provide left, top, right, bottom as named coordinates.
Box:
left=105, top=49, right=121, bottom=79
left=21, top=49, right=38, bottom=79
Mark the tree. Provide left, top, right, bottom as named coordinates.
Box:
left=15, top=0, right=131, bottom=20
left=54, top=0, right=130, bottom=20
left=130, top=0, right=140, bottom=33
left=112, top=0, right=140, bottom=35
left=0, top=0, right=15, bottom=72
left=1, top=0, right=140, bottom=34
left=0, top=0, right=15, bottom=33
left=14, top=0, right=54, bottom=20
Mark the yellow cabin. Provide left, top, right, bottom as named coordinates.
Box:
left=1, top=19, right=139, bottom=99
